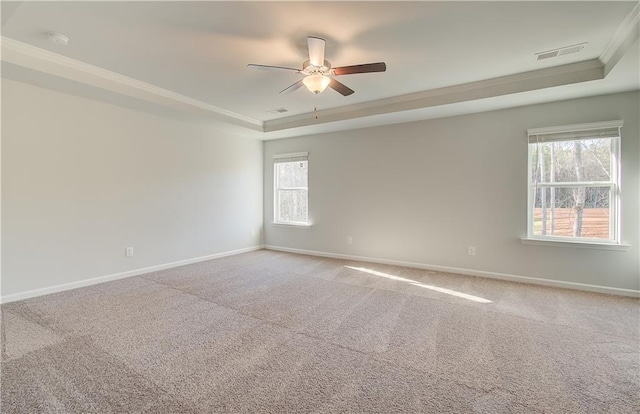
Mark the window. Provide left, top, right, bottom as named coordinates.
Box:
left=274, top=152, right=309, bottom=225
left=527, top=120, right=622, bottom=244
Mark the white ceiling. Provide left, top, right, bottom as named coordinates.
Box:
left=2, top=1, right=639, bottom=139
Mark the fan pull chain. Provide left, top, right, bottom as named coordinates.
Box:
left=314, top=106, right=319, bottom=120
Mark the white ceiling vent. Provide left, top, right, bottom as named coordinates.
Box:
left=266, top=107, right=288, bottom=114
left=536, top=43, right=587, bottom=61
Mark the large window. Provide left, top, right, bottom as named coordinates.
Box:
left=274, top=152, right=309, bottom=225
left=527, top=120, right=622, bottom=244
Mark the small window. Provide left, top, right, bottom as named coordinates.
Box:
left=274, top=152, right=309, bottom=225
left=527, top=121, right=622, bottom=244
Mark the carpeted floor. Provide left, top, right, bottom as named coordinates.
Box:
left=1, top=250, right=639, bottom=413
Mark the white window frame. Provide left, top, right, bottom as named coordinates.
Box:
left=273, top=152, right=310, bottom=226
left=526, top=120, right=623, bottom=246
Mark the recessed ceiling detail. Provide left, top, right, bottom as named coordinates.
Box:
left=1, top=1, right=638, bottom=139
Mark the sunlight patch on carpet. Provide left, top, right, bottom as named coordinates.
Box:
left=344, top=266, right=493, bottom=303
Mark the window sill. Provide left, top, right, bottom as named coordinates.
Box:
left=520, top=237, right=630, bottom=251
left=270, top=222, right=312, bottom=228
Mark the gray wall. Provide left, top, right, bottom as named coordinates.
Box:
left=2, top=79, right=263, bottom=296
left=264, top=91, right=640, bottom=292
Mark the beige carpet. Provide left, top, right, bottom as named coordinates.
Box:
left=1, top=250, right=638, bottom=413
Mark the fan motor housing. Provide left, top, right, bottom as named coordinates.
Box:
left=302, top=59, right=332, bottom=75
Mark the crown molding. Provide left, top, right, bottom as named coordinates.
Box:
left=264, top=59, right=605, bottom=132
left=2, top=30, right=631, bottom=136
left=1, top=37, right=264, bottom=131
left=600, top=2, right=640, bottom=75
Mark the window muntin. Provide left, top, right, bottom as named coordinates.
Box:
left=527, top=121, right=622, bottom=244
left=274, top=153, right=308, bottom=225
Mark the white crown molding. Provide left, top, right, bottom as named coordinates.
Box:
left=600, top=2, right=640, bottom=75
left=1, top=37, right=264, bottom=131
left=3, top=31, right=632, bottom=136
left=264, top=59, right=605, bottom=132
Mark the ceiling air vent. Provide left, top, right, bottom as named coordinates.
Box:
left=536, top=42, right=587, bottom=61
left=266, top=107, right=288, bottom=114
left=537, top=50, right=559, bottom=60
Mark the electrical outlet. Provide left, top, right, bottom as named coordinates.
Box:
left=467, top=246, right=476, bottom=256
left=126, top=247, right=134, bottom=257
left=250, top=230, right=256, bottom=238
left=347, top=236, right=353, bottom=245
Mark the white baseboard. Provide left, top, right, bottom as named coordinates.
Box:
left=4, top=244, right=637, bottom=303
left=265, top=245, right=640, bottom=298
left=1, top=245, right=264, bottom=304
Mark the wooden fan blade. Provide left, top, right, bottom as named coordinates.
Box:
left=307, top=36, right=326, bottom=67
left=247, top=64, right=301, bottom=72
left=332, top=62, right=386, bottom=76
left=328, top=78, right=354, bottom=96
left=279, top=79, right=304, bottom=94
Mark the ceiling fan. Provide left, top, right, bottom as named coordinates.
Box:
left=248, top=36, right=386, bottom=96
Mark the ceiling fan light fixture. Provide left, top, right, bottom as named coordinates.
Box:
left=303, top=75, right=331, bottom=94
left=248, top=36, right=385, bottom=96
